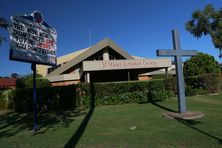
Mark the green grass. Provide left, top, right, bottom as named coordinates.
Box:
left=0, top=94, right=222, bottom=147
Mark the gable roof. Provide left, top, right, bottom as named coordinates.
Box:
left=57, top=48, right=89, bottom=64
left=47, top=37, right=133, bottom=76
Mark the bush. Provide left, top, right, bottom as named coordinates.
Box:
left=0, top=90, right=14, bottom=110
left=183, top=52, right=221, bottom=77
left=164, top=73, right=221, bottom=96
left=4, top=80, right=171, bottom=112
left=7, top=86, right=76, bottom=112
left=147, top=80, right=170, bottom=102
left=16, top=74, right=50, bottom=88
left=165, top=77, right=177, bottom=96
left=185, top=73, right=221, bottom=94
left=92, top=81, right=151, bottom=106
left=0, top=91, right=6, bottom=110
left=185, top=86, right=208, bottom=96
left=3, top=72, right=221, bottom=112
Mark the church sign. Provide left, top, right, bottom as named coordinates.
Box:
left=9, top=11, right=57, bottom=65
left=82, top=59, right=171, bottom=71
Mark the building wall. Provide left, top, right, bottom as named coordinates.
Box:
left=138, top=75, right=152, bottom=81
left=36, top=48, right=88, bottom=76
left=36, top=65, right=50, bottom=77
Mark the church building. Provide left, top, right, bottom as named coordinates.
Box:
left=37, top=38, right=172, bottom=86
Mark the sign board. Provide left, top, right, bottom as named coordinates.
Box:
left=82, top=59, right=171, bottom=71
left=9, top=11, right=57, bottom=65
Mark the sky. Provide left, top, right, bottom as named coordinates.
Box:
left=0, top=0, right=222, bottom=77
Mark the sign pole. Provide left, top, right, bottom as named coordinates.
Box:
left=8, top=11, right=57, bottom=132
left=31, top=63, right=37, bottom=131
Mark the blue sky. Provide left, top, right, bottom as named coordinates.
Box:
left=0, top=0, right=221, bottom=77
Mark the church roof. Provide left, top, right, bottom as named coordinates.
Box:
left=47, top=37, right=133, bottom=76
left=0, top=78, right=16, bottom=88
left=57, top=48, right=89, bottom=64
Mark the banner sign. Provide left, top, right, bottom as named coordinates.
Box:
left=9, top=11, right=57, bottom=65
left=82, top=59, right=172, bottom=71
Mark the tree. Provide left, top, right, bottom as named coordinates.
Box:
left=183, top=52, right=221, bottom=77
left=11, top=73, right=20, bottom=78
left=16, top=74, right=50, bottom=88
left=185, top=4, right=222, bottom=58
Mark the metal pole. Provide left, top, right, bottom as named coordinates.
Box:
left=172, top=30, right=186, bottom=113
left=127, top=71, right=130, bottom=81
left=165, top=67, right=168, bottom=78
left=32, top=63, right=37, bottom=131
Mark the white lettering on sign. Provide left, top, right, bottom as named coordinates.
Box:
left=9, top=13, right=57, bottom=65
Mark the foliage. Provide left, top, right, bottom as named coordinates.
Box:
left=16, top=73, right=50, bottom=88
left=7, top=86, right=76, bottom=112
left=4, top=80, right=170, bottom=112
left=2, top=72, right=221, bottom=112
left=185, top=73, right=221, bottom=94
left=185, top=4, right=222, bottom=57
left=0, top=90, right=13, bottom=110
left=183, top=52, right=220, bottom=77
left=164, top=73, right=220, bottom=96
left=0, top=91, right=6, bottom=110
left=147, top=80, right=170, bottom=102
left=10, top=73, right=20, bottom=78
left=185, top=86, right=208, bottom=96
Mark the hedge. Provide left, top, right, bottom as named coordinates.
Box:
left=185, top=73, right=221, bottom=95
left=7, top=85, right=77, bottom=112
left=1, top=73, right=220, bottom=112
left=165, top=73, right=221, bottom=96
left=3, top=80, right=170, bottom=112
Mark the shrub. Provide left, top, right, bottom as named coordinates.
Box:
left=0, top=91, right=6, bottom=110
left=6, top=86, right=76, bottom=112
left=3, top=72, right=221, bottom=112
left=183, top=52, right=221, bottom=77
left=4, top=80, right=172, bottom=112
left=185, top=86, right=207, bottom=96
left=185, top=73, right=221, bottom=94
left=148, top=80, right=170, bottom=102
left=16, top=74, right=50, bottom=88
left=165, top=77, right=177, bottom=96
left=0, top=90, right=14, bottom=110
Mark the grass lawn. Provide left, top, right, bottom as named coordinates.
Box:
left=0, top=94, right=222, bottom=148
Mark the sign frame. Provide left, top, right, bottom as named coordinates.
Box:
left=9, top=11, right=57, bottom=66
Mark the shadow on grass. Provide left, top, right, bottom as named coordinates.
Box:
left=151, top=101, right=177, bottom=113
left=64, top=107, right=94, bottom=148
left=151, top=101, right=222, bottom=144
left=64, top=82, right=96, bottom=148
left=0, top=108, right=87, bottom=138
left=176, top=118, right=222, bottom=144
